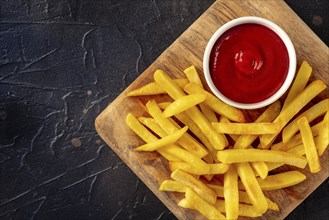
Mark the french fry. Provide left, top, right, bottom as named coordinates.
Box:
left=146, top=100, right=208, bottom=157
left=267, top=143, right=307, bottom=172
left=169, top=161, right=229, bottom=175
left=316, top=112, right=329, bottom=156
left=126, top=79, right=188, bottom=96
left=217, top=149, right=307, bottom=169
left=282, top=61, right=312, bottom=110
left=159, top=180, right=187, bottom=193
left=133, top=114, right=210, bottom=173
left=172, top=111, right=217, bottom=154
left=184, top=82, right=245, bottom=122
left=126, top=113, right=179, bottom=161
left=142, top=106, right=217, bottom=160
left=297, top=117, right=321, bottom=173
left=163, top=146, right=211, bottom=173
left=207, top=184, right=225, bottom=197
left=179, top=188, right=226, bottom=219
left=200, top=154, right=216, bottom=181
left=256, top=171, right=306, bottom=190
left=157, top=101, right=172, bottom=109
left=286, top=143, right=306, bottom=155
left=163, top=94, right=206, bottom=117
left=233, top=98, right=277, bottom=179
left=134, top=126, right=188, bottom=151
left=237, top=192, right=279, bottom=211
left=282, top=99, right=329, bottom=143
left=138, top=117, right=168, bottom=137
left=208, top=184, right=279, bottom=211
left=154, top=70, right=228, bottom=150
left=260, top=80, right=327, bottom=149
left=213, top=122, right=282, bottom=135
left=183, top=65, right=203, bottom=88
left=234, top=101, right=281, bottom=149
left=200, top=104, right=218, bottom=123
left=215, top=200, right=262, bottom=218
left=235, top=162, right=268, bottom=214
left=251, top=161, right=269, bottom=180
left=271, top=120, right=323, bottom=151
left=171, top=169, right=217, bottom=205
left=220, top=117, right=239, bottom=142
left=224, top=165, right=239, bottom=220
left=183, top=65, right=219, bottom=123
left=274, top=134, right=325, bottom=159
left=183, top=65, right=219, bottom=124
left=153, top=69, right=187, bottom=99
left=267, top=198, right=280, bottom=211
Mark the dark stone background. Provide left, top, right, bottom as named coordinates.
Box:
left=0, top=0, right=328, bottom=219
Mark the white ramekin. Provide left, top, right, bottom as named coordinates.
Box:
left=203, top=16, right=296, bottom=109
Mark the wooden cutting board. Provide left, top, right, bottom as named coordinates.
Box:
left=95, top=0, right=329, bottom=219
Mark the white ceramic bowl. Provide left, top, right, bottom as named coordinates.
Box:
left=203, top=16, right=296, bottom=109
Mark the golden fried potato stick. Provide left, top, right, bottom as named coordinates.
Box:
left=179, top=188, right=226, bottom=220
left=126, top=113, right=210, bottom=172
left=260, top=80, right=326, bottom=149
left=183, top=65, right=219, bottom=123
left=163, top=94, right=206, bottom=117
left=144, top=104, right=217, bottom=159
left=233, top=102, right=281, bottom=179
left=251, top=161, right=269, bottom=180
left=235, top=163, right=268, bottom=214
left=169, top=161, right=229, bottom=175
left=172, top=111, right=216, bottom=154
left=282, top=61, right=312, bottom=110
left=219, top=117, right=239, bottom=142
left=212, top=122, right=282, bottom=135
left=282, top=99, right=329, bottom=143
left=134, top=126, right=188, bottom=151
left=159, top=180, right=187, bottom=193
left=183, top=65, right=203, bottom=88
left=256, top=171, right=306, bottom=190
left=224, top=166, right=239, bottom=220
left=266, top=142, right=308, bottom=172
left=126, top=113, right=179, bottom=161
left=217, top=149, right=307, bottom=169
left=286, top=143, right=306, bottom=155
left=273, top=128, right=326, bottom=160
left=206, top=184, right=225, bottom=197
left=215, top=200, right=262, bottom=218
left=297, top=117, right=321, bottom=173
left=234, top=101, right=281, bottom=149
left=316, top=112, right=329, bottom=156
left=138, top=117, right=168, bottom=137
left=164, top=146, right=211, bottom=173
left=126, top=79, right=188, bottom=96
left=271, top=120, right=323, bottom=151
left=154, top=70, right=228, bottom=150
left=157, top=101, right=172, bottom=109
left=184, top=82, right=245, bottom=122
left=200, top=103, right=218, bottom=123
left=201, top=154, right=216, bottom=181
left=171, top=169, right=217, bottom=205
left=237, top=192, right=279, bottom=211
left=146, top=100, right=208, bottom=158
left=207, top=184, right=279, bottom=211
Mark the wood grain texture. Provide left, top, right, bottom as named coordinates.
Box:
left=95, top=0, right=329, bottom=219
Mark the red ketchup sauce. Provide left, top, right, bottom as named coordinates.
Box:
left=209, top=23, right=289, bottom=104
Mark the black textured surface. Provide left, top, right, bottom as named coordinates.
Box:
left=0, top=1, right=328, bottom=220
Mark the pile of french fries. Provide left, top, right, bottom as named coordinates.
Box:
left=125, top=61, right=328, bottom=219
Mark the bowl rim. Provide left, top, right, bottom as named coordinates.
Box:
left=203, top=16, right=296, bottom=109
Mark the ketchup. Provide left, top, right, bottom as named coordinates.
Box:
left=209, top=23, right=289, bottom=104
